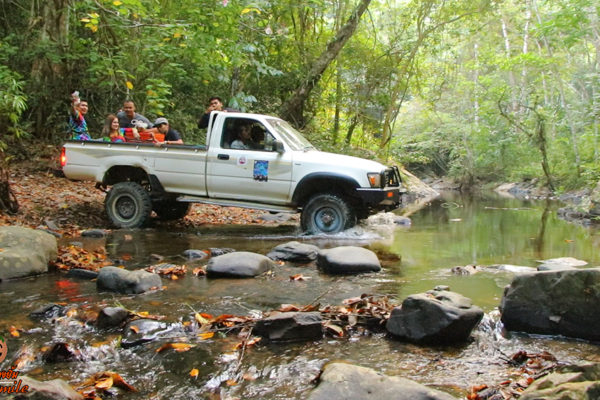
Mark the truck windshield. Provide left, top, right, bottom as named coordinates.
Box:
left=267, top=118, right=315, bottom=151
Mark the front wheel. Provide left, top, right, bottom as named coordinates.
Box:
left=105, top=182, right=152, bottom=228
left=301, top=193, right=356, bottom=234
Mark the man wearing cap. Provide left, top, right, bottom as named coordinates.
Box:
left=152, top=117, right=183, bottom=145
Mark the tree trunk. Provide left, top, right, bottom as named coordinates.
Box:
left=280, top=0, right=371, bottom=127
left=29, top=0, right=72, bottom=139
left=0, top=152, right=19, bottom=215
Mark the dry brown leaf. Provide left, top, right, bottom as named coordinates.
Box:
left=94, top=376, right=113, bottom=390
left=9, top=326, right=20, bottom=337
left=155, top=343, right=195, bottom=353
left=198, top=332, right=215, bottom=340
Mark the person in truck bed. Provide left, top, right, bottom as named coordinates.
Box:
left=197, top=96, right=238, bottom=129
left=117, top=100, right=152, bottom=129
left=102, top=114, right=126, bottom=143
left=68, top=91, right=90, bottom=141
left=152, top=117, right=183, bottom=146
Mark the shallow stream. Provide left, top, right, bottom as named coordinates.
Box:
left=1, top=192, right=600, bottom=398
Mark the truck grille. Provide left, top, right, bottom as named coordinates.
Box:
left=382, top=167, right=401, bottom=187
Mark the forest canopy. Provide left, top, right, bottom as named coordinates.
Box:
left=1, top=0, right=599, bottom=191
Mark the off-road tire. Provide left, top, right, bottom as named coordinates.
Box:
left=105, top=182, right=152, bottom=228
left=153, top=200, right=190, bottom=221
left=301, top=193, right=356, bottom=234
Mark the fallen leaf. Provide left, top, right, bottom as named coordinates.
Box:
left=95, top=376, right=113, bottom=390
left=198, top=332, right=214, bottom=340
left=190, top=368, right=199, bottom=378
left=155, top=343, right=195, bottom=353
left=9, top=326, right=20, bottom=337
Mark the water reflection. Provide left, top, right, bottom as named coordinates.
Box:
left=1, top=192, right=599, bottom=399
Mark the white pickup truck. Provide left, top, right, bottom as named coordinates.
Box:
left=61, top=111, right=403, bottom=233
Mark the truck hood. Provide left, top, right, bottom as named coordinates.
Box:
left=291, top=150, right=387, bottom=186
left=294, top=150, right=387, bottom=171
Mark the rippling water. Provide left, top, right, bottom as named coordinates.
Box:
left=1, top=191, right=599, bottom=399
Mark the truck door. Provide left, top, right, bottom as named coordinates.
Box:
left=206, top=117, right=293, bottom=204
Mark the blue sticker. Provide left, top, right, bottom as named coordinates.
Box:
left=254, top=160, right=268, bottom=182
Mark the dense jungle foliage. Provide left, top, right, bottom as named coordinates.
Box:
left=1, top=0, right=599, bottom=191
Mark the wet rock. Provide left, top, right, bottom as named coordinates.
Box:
left=537, top=264, right=577, bottom=272
left=254, top=312, right=322, bottom=342
left=96, top=266, right=162, bottom=294
left=266, top=241, right=320, bottom=263
left=29, top=304, right=66, bottom=321
left=81, top=229, right=107, bottom=238
left=307, top=362, right=457, bottom=400
left=209, top=248, right=235, bottom=257
left=451, top=265, right=480, bottom=275
left=520, top=362, right=600, bottom=400
left=0, top=226, right=57, bottom=281
left=536, top=257, right=587, bottom=271
left=5, top=376, right=83, bottom=399
left=367, top=212, right=412, bottom=226
left=488, top=264, right=537, bottom=274
left=386, top=288, right=483, bottom=344
left=317, top=246, right=381, bottom=275
left=97, top=307, right=130, bottom=329
left=183, top=249, right=210, bottom=260
left=121, top=319, right=169, bottom=348
left=66, top=268, right=99, bottom=280
left=42, top=342, right=79, bottom=363
left=500, top=268, right=600, bottom=341
left=206, top=252, right=275, bottom=278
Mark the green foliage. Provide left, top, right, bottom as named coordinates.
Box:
left=0, top=65, right=27, bottom=148
left=0, top=0, right=598, bottom=193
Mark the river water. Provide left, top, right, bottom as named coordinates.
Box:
left=1, top=192, right=600, bottom=399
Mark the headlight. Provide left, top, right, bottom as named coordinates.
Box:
left=367, top=172, right=381, bottom=188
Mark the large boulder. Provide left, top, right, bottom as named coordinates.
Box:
left=317, top=246, right=381, bottom=275
left=0, top=226, right=57, bottom=280
left=307, top=362, right=457, bottom=400
left=267, top=241, right=320, bottom=263
left=96, top=266, right=162, bottom=294
left=520, top=363, right=600, bottom=400
left=206, top=251, right=275, bottom=278
left=386, top=288, right=483, bottom=344
left=500, top=268, right=600, bottom=341
left=254, top=312, right=322, bottom=342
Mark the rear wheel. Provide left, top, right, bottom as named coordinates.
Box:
left=301, top=193, right=356, bottom=234
left=105, top=182, right=152, bottom=228
left=153, top=200, right=190, bottom=221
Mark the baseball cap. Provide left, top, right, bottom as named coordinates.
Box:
left=154, top=117, right=168, bottom=127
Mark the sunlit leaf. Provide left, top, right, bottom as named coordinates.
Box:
left=155, top=343, right=195, bottom=353
left=198, top=332, right=214, bottom=340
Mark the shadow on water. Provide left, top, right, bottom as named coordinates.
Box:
left=1, top=192, right=600, bottom=398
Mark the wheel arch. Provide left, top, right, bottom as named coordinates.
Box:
left=102, top=165, right=150, bottom=186
left=292, top=173, right=361, bottom=207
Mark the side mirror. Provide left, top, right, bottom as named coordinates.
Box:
left=274, top=140, right=285, bottom=153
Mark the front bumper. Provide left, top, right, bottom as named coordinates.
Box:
left=355, top=187, right=400, bottom=209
